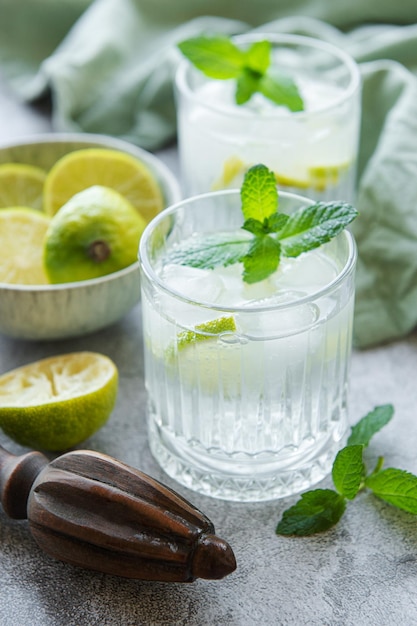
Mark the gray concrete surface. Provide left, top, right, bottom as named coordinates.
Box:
left=0, top=75, right=417, bottom=626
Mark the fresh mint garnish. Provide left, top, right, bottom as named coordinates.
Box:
left=178, top=35, right=304, bottom=111
left=276, top=404, right=417, bottom=536
left=164, top=164, right=358, bottom=284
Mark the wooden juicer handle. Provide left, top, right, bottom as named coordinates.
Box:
left=0, top=445, right=236, bottom=582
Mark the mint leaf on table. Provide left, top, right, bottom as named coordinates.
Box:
left=332, top=445, right=365, bottom=500
left=278, top=201, right=359, bottom=258
left=276, top=404, right=417, bottom=538
left=276, top=489, right=346, bottom=536
left=178, top=35, right=304, bottom=110
left=347, top=404, right=394, bottom=447
left=365, top=469, right=417, bottom=515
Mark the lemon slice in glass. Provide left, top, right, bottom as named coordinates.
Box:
left=0, top=207, right=50, bottom=285
left=43, top=148, right=164, bottom=222
left=0, top=352, right=118, bottom=451
left=0, top=163, right=46, bottom=211
left=44, top=185, right=147, bottom=283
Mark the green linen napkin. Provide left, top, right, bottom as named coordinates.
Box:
left=1, top=0, right=417, bottom=348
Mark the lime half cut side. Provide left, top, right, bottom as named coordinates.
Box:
left=0, top=352, right=118, bottom=451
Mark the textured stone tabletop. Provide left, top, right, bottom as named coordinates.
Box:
left=1, top=76, right=417, bottom=626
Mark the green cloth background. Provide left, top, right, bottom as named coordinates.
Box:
left=1, top=0, right=417, bottom=348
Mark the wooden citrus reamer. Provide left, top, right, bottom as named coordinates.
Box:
left=0, top=444, right=236, bottom=582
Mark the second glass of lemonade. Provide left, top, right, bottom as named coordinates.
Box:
left=176, top=33, right=361, bottom=202
left=139, top=189, right=357, bottom=502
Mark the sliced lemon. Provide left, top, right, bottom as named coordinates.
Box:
left=309, top=163, right=350, bottom=192
left=212, top=156, right=246, bottom=190
left=43, top=185, right=147, bottom=283
left=43, top=148, right=164, bottom=222
left=212, top=156, right=350, bottom=193
left=274, top=171, right=310, bottom=189
left=0, top=352, right=118, bottom=451
left=0, top=163, right=46, bottom=211
left=0, top=207, right=50, bottom=285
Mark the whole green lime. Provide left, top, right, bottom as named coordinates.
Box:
left=44, top=185, right=146, bottom=283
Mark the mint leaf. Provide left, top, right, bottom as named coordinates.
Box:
left=278, top=201, right=358, bottom=257
left=178, top=36, right=244, bottom=79
left=332, top=445, right=365, bottom=500
left=236, top=68, right=261, bottom=105
left=366, top=469, right=417, bottom=515
left=178, top=35, right=305, bottom=110
left=244, top=40, right=271, bottom=74
left=164, top=164, right=357, bottom=285
left=276, top=489, right=346, bottom=536
left=242, top=218, right=269, bottom=236
left=266, top=212, right=289, bottom=232
left=164, top=231, right=251, bottom=270
left=347, top=404, right=394, bottom=447
left=240, top=164, right=278, bottom=222
left=242, top=235, right=280, bottom=284
left=259, top=71, right=304, bottom=112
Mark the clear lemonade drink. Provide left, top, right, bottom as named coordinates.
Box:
left=176, top=33, right=361, bottom=202
left=140, top=172, right=357, bottom=502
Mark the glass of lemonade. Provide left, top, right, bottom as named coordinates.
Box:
left=139, top=188, right=357, bottom=502
left=176, top=33, right=361, bottom=202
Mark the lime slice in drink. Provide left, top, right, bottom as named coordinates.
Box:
left=0, top=352, right=118, bottom=451
left=166, top=316, right=242, bottom=394
left=0, top=163, right=46, bottom=211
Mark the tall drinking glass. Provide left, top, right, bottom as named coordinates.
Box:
left=139, top=189, right=357, bottom=502
left=176, top=33, right=361, bottom=202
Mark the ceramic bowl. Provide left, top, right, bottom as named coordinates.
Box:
left=0, top=133, right=181, bottom=340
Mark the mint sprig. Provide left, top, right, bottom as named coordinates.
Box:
left=276, top=404, right=417, bottom=536
left=164, top=164, right=358, bottom=284
left=178, top=35, right=304, bottom=111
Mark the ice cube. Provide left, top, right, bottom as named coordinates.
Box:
left=237, top=300, right=320, bottom=339
left=273, top=251, right=338, bottom=294
left=161, top=264, right=224, bottom=303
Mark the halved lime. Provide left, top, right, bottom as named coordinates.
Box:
left=0, top=352, right=118, bottom=451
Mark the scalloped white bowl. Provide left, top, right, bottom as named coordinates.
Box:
left=0, top=133, right=181, bottom=340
